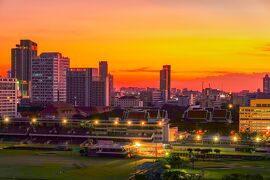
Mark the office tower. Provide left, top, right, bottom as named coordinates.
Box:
left=91, top=76, right=110, bottom=106
left=0, top=78, right=18, bottom=117
left=31, top=52, right=70, bottom=105
left=11, top=40, right=38, bottom=97
left=263, top=74, right=270, bottom=93
left=99, top=61, right=108, bottom=80
left=108, top=74, right=114, bottom=106
left=160, top=65, right=171, bottom=102
left=67, top=68, right=98, bottom=106
left=239, top=99, right=270, bottom=132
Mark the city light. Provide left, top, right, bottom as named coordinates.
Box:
left=134, top=142, right=141, bottom=147
left=232, top=136, right=238, bottom=142
left=179, top=135, right=183, bottom=140
left=213, top=136, right=219, bottom=142
left=267, top=126, right=270, bottom=130
left=114, top=120, right=119, bottom=125
left=127, top=121, right=132, bottom=125
left=31, top=118, right=37, bottom=124
left=94, top=120, right=99, bottom=125
left=158, top=122, right=162, bottom=126
left=255, top=137, right=261, bottom=142
left=62, top=119, right=68, bottom=125
left=228, top=104, right=233, bottom=109
left=141, top=121, right=145, bottom=126
left=4, top=117, right=10, bottom=123
left=195, top=135, right=201, bottom=141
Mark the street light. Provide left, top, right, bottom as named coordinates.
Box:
left=255, top=137, right=261, bottom=142
left=158, top=122, right=162, bottom=126
left=228, top=104, right=233, bottom=109
left=4, top=117, right=10, bottom=123
left=141, top=121, right=145, bottom=126
left=127, top=121, right=132, bottom=125
left=195, top=135, right=201, bottom=141
left=232, top=136, right=238, bottom=142
left=134, top=142, right=141, bottom=147
left=114, top=120, right=119, bottom=125
left=31, top=118, right=37, bottom=124
left=94, top=120, right=99, bottom=125
left=62, top=118, right=68, bottom=125
left=213, top=136, right=219, bottom=142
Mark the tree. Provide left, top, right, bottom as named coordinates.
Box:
left=214, top=149, right=221, bottom=154
left=190, top=155, right=197, bottom=170
left=167, top=155, right=184, bottom=169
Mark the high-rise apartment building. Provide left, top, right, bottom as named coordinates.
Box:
left=263, top=74, right=270, bottom=93
left=0, top=78, right=18, bottom=117
left=99, top=61, right=108, bottom=80
left=67, top=68, right=98, bottom=106
left=31, top=52, right=70, bottom=105
left=11, top=40, right=38, bottom=97
left=91, top=76, right=110, bottom=106
left=160, top=65, right=171, bottom=102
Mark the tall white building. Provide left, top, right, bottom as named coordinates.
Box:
left=0, top=78, right=18, bottom=117
left=31, top=52, right=70, bottom=105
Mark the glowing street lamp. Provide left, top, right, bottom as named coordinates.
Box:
left=228, top=104, right=233, bottom=109
left=158, top=122, right=162, bottom=126
left=213, top=136, right=219, bottom=142
left=4, top=117, right=10, bottom=123
left=255, top=137, right=261, bottom=142
left=179, top=135, right=183, bottom=140
left=232, top=136, right=238, bottom=142
left=31, top=118, right=37, bottom=124
left=195, top=135, right=201, bottom=141
left=127, top=121, right=132, bottom=125
left=94, top=120, right=99, bottom=125
left=62, top=118, right=68, bottom=125
left=141, top=121, right=145, bottom=126
left=134, top=142, right=141, bottom=147
left=114, top=120, right=119, bottom=125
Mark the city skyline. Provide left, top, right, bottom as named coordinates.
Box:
left=1, top=0, right=270, bottom=91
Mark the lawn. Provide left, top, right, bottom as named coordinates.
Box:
left=0, top=149, right=151, bottom=180
left=194, top=160, right=270, bottom=179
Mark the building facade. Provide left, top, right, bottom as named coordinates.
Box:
left=90, top=76, right=110, bottom=106
left=160, top=65, right=171, bottom=102
left=239, top=99, right=270, bottom=132
left=263, top=74, right=270, bottom=93
left=31, top=52, right=70, bottom=105
left=67, top=68, right=98, bottom=106
left=11, top=40, right=38, bottom=97
left=114, top=95, right=143, bottom=108
left=0, top=78, right=18, bottom=118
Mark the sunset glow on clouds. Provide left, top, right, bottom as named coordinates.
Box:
left=1, top=0, right=270, bottom=91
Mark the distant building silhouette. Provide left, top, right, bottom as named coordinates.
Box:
left=263, top=74, right=270, bottom=93
left=160, top=65, right=171, bottom=102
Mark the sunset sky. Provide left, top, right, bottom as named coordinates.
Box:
left=1, top=0, right=270, bottom=91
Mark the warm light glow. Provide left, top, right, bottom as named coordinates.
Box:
left=255, top=137, right=261, bottom=142
left=4, top=117, right=9, bottom=123
left=213, top=136, right=219, bottom=142
left=134, top=142, right=141, bottom=147
left=179, top=135, right=183, bottom=140
left=195, top=135, right=201, bottom=141
left=114, top=120, right=119, bottom=125
left=94, top=120, right=99, bottom=125
left=232, top=136, right=238, bottom=142
left=267, top=126, right=270, bottom=130
left=62, top=119, right=68, bottom=125
left=141, top=121, right=145, bottom=126
left=31, top=118, right=37, bottom=124
left=228, top=104, right=233, bottom=109
left=127, top=121, right=132, bottom=125
left=158, top=122, right=162, bottom=126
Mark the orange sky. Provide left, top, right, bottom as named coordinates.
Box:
left=1, top=0, right=270, bottom=91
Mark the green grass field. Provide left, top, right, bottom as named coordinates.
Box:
left=195, top=160, right=270, bottom=179
left=0, top=149, right=151, bottom=180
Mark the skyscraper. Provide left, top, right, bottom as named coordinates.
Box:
left=67, top=68, right=98, bottom=106
left=263, top=74, right=270, bottom=93
left=11, top=40, right=38, bottom=97
left=99, top=61, right=108, bottom=80
left=160, top=65, right=171, bottom=102
left=31, top=52, right=70, bottom=105
left=91, top=76, right=110, bottom=106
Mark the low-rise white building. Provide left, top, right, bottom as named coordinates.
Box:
left=0, top=78, right=18, bottom=118
left=114, top=95, right=143, bottom=108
